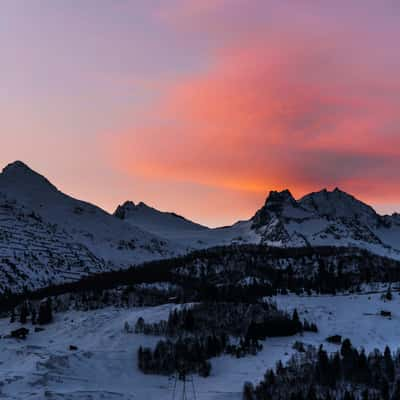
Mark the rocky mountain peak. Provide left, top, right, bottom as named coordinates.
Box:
left=114, top=201, right=136, bottom=219
left=299, top=188, right=377, bottom=221
left=0, top=160, right=57, bottom=194
left=264, top=189, right=296, bottom=208
left=252, top=190, right=297, bottom=229
left=2, top=160, right=31, bottom=173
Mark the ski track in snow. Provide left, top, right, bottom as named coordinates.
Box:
left=0, top=293, right=399, bottom=399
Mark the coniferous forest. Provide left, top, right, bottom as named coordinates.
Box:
left=243, top=339, right=400, bottom=400
left=135, top=302, right=317, bottom=376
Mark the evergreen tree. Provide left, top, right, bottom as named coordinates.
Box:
left=243, top=382, right=255, bottom=400
left=38, top=298, right=53, bottom=325
left=10, top=308, right=15, bottom=323
left=331, top=351, right=342, bottom=383
left=361, top=389, right=369, bottom=400
left=385, top=286, right=393, bottom=301
left=292, top=309, right=302, bottom=331
left=19, top=302, right=28, bottom=324
left=316, top=345, right=329, bottom=385
left=384, top=346, right=395, bottom=382
left=31, top=307, right=37, bottom=325
left=306, top=385, right=317, bottom=400
left=391, top=380, right=400, bottom=400
left=183, top=309, right=195, bottom=331
left=381, top=377, right=390, bottom=400
left=341, top=339, right=355, bottom=380
left=343, top=390, right=355, bottom=400
left=356, top=349, right=370, bottom=383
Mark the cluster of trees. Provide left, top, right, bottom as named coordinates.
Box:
left=172, top=245, right=400, bottom=297
left=10, top=297, right=53, bottom=325
left=136, top=302, right=262, bottom=337
left=243, top=339, right=400, bottom=400
left=6, top=283, right=183, bottom=319
left=135, top=303, right=317, bottom=341
left=2, top=244, right=399, bottom=314
left=135, top=302, right=318, bottom=377
left=138, top=337, right=215, bottom=377
left=52, top=285, right=180, bottom=312
left=245, top=309, right=317, bottom=343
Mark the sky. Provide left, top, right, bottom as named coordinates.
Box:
left=1, top=1, right=400, bottom=227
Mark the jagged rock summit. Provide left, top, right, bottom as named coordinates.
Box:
left=249, top=188, right=400, bottom=258
left=113, top=200, right=208, bottom=239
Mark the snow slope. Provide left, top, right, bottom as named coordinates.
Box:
left=0, top=292, right=399, bottom=399
left=0, top=193, right=106, bottom=293
left=114, top=200, right=209, bottom=239
left=0, top=162, right=184, bottom=293
left=113, top=201, right=262, bottom=249
left=0, top=161, right=183, bottom=264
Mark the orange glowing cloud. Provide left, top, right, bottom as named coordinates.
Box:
left=105, top=3, right=400, bottom=222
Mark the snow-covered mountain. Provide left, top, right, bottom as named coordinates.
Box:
left=250, top=188, right=400, bottom=259
left=114, top=201, right=208, bottom=239
left=117, top=187, right=400, bottom=259
left=0, top=161, right=182, bottom=293
left=113, top=200, right=261, bottom=249
left=1, top=160, right=399, bottom=294
left=0, top=192, right=107, bottom=293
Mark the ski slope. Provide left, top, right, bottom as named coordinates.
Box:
left=0, top=291, right=399, bottom=399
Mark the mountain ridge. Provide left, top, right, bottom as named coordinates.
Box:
left=0, top=160, right=399, bottom=294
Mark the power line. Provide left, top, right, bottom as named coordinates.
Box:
left=171, top=367, right=197, bottom=400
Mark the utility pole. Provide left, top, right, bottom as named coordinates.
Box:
left=171, top=366, right=197, bottom=400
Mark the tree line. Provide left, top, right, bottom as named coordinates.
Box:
left=2, top=244, right=399, bottom=312
left=135, top=302, right=318, bottom=377
left=243, top=339, right=400, bottom=400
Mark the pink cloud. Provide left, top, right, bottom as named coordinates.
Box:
left=105, top=1, right=400, bottom=222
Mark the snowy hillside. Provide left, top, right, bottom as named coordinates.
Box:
left=113, top=201, right=264, bottom=249
left=0, top=193, right=106, bottom=294
left=1, top=292, right=399, bottom=399
left=114, top=200, right=209, bottom=239
left=0, top=162, right=183, bottom=293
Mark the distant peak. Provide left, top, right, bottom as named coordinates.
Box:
left=251, top=189, right=297, bottom=228
left=299, top=187, right=377, bottom=220
left=2, top=160, right=33, bottom=174
left=121, top=200, right=136, bottom=209
left=264, top=189, right=296, bottom=206
left=1, top=160, right=56, bottom=190
left=114, top=201, right=135, bottom=219
left=303, top=187, right=351, bottom=199
left=333, top=187, right=346, bottom=194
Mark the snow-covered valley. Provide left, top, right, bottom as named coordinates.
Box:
left=0, top=292, right=399, bottom=399
left=1, top=160, right=400, bottom=399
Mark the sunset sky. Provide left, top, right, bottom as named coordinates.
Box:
left=1, top=1, right=400, bottom=226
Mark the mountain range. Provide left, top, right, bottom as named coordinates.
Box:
left=0, top=160, right=399, bottom=294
